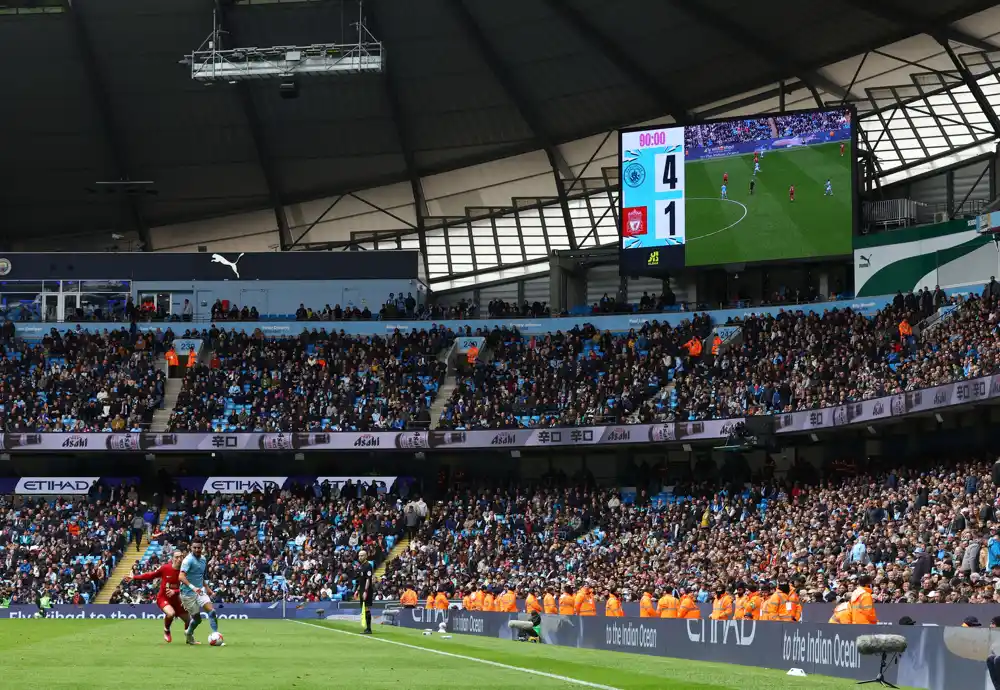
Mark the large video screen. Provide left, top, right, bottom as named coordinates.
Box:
left=619, top=107, right=855, bottom=271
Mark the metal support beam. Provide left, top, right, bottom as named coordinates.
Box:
left=940, top=40, right=1000, bottom=136
left=215, top=0, right=293, bottom=251
left=64, top=0, right=151, bottom=250
left=448, top=0, right=577, bottom=249
left=289, top=195, right=342, bottom=250
left=840, top=0, right=1000, bottom=53
left=672, top=0, right=851, bottom=103
left=543, top=0, right=691, bottom=123
left=952, top=161, right=989, bottom=218
left=370, top=0, right=429, bottom=274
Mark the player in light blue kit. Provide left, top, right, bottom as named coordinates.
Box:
left=179, top=541, right=223, bottom=645
left=753, top=162, right=761, bottom=176
left=720, top=183, right=728, bottom=200
left=824, top=178, right=833, bottom=196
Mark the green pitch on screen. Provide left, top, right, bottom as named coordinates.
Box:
left=684, top=142, right=853, bottom=266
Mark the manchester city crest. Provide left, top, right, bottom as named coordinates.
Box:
left=624, top=162, right=646, bottom=188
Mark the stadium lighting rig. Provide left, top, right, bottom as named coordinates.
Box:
left=181, top=2, right=383, bottom=85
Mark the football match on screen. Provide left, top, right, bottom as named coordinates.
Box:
left=4, top=0, right=1000, bottom=688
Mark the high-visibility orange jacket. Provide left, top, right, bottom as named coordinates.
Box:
left=761, top=592, right=793, bottom=622
left=711, top=336, right=722, bottom=355
left=400, top=589, right=418, bottom=607
left=482, top=593, right=495, bottom=612
left=543, top=593, right=557, bottom=614
left=461, top=594, right=472, bottom=610
left=605, top=594, right=624, bottom=617
left=165, top=349, right=179, bottom=366
left=678, top=594, right=700, bottom=619
left=640, top=593, right=657, bottom=618
left=849, top=586, right=878, bottom=624
left=497, top=590, right=517, bottom=613
left=746, top=592, right=763, bottom=620
left=187, top=350, right=197, bottom=367
left=684, top=337, right=703, bottom=357
left=899, top=320, right=912, bottom=338
left=558, top=593, right=575, bottom=615
left=434, top=592, right=449, bottom=610
left=525, top=594, right=543, bottom=615
left=467, top=591, right=483, bottom=611
left=829, top=602, right=852, bottom=624
left=789, top=591, right=801, bottom=622
left=657, top=594, right=679, bottom=619
left=425, top=595, right=435, bottom=610
left=466, top=346, right=479, bottom=364
left=733, top=594, right=750, bottom=620
left=575, top=588, right=596, bottom=616
left=710, top=593, right=734, bottom=620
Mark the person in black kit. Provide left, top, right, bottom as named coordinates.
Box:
left=748, top=178, right=755, bottom=195
left=357, top=549, right=375, bottom=634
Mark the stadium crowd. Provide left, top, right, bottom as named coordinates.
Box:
left=434, top=287, right=975, bottom=429
left=379, top=456, right=1000, bottom=609
left=0, top=328, right=165, bottom=432
left=684, top=110, right=850, bottom=148
left=109, top=481, right=403, bottom=605
left=0, top=485, right=143, bottom=606
left=167, top=327, right=450, bottom=432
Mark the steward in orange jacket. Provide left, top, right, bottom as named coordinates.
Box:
left=574, top=586, right=596, bottom=616
left=525, top=592, right=543, bottom=615
left=683, top=337, right=703, bottom=358
left=658, top=591, right=679, bottom=619
left=710, top=588, right=734, bottom=620
left=497, top=588, right=518, bottom=613
left=558, top=587, right=575, bottom=615
left=678, top=591, right=701, bottom=619
left=543, top=590, right=557, bottom=614
left=425, top=594, right=435, bottom=610
left=789, top=588, right=802, bottom=623
left=711, top=335, right=722, bottom=356
left=400, top=588, right=418, bottom=608
left=849, top=576, right=878, bottom=624
left=605, top=590, right=624, bottom=617
left=482, top=590, right=496, bottom=612
left=732, top=582, right=751, bottom=620
left=761, top=582, right=794, bottom=622
left=467, top=589, right=483, bottom=611
left=829, top=601, right=852, bottom=624
left=640, top=591, right=657, bottom=618
left=434, top=591, right=449, bottom=611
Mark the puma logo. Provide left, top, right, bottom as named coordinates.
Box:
left=211, top=253, right=245, bottom=278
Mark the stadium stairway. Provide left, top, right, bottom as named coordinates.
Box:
left=92, top=547, right=146, bottom=604
left=428, top=380, right=455, bottom=429
left=373, top=538, right=410, bottom=580
left=150, top=377, right=184, bottom=432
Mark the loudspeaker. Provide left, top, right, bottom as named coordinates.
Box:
left=279, top=79, right=299, bottom=99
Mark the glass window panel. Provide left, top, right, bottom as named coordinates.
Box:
left=494, top=217, right=516, bottom=228
left=81, top=279, right=129, bottom=292
left=0, top=280, right=43, bottom=293
left=80, top=293, right=129, bottom=320
left=0, top=293, right=42, bottom=321
left=950, top=134, right=975, bottom=146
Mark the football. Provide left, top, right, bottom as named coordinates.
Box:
left=208, top=632, right=224, bottom=646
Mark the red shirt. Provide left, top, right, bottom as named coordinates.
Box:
left=789, top=186, right=795, bottom=194
left=132, top=563, right=181, bottom=598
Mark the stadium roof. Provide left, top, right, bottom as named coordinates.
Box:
left=2, top=0, right=1000, bottom=250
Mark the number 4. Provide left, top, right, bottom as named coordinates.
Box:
left=662, top=154, right=678, bottom=189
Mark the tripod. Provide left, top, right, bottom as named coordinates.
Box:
left=857, top=652, right=899, bottom=688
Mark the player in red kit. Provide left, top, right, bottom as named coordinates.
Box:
left=840, top=142, right=845, bottom=156
left=126, top=549, right=190, bottom=643
left=789, top=185, right=795, bottom=202
left=754, top=152, right=759, bottom=164
left=723, top=172, right=728, bottom=185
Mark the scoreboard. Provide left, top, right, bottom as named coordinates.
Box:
left=620, top=125, right=688, bottom=272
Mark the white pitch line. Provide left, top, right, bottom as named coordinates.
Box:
left=293, top=620, right=623, bottom=690
left=684, top=197, right=749, bottom=241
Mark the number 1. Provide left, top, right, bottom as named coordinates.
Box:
left=662, top=154, right=678, bottom=189
left=663, top=201, right=675, bottom=236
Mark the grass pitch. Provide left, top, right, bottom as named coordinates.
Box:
left=684, top=141, right=853, bottom=266
left=0, top=618, right=918, bottom=689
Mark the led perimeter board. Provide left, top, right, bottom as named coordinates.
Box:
left=619, top=107, right=856, bottom=273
